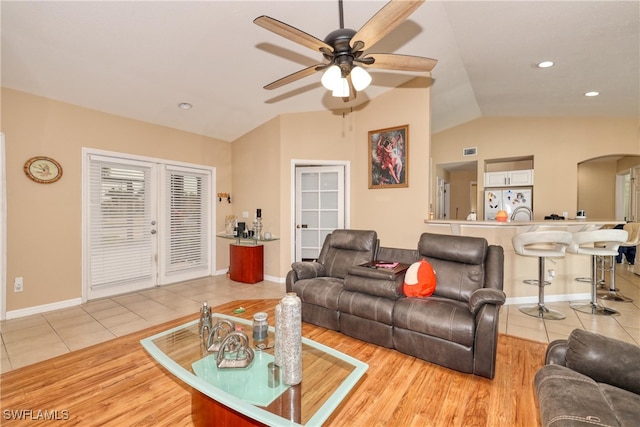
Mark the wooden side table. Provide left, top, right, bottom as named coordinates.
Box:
left=229, top=244, right=264, bottom=284
left=217, top=234, right=279, bottom=284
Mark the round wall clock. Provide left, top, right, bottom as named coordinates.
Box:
left=23, top=156, right=63, bottom=184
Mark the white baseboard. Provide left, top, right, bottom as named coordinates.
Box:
left=264, top=274, right=285, bottom=284
left=214, top=269, right=285, bottom=284
left=6, top=298, right=83, bottom=320
left=505, top=292, right=591, bottom=306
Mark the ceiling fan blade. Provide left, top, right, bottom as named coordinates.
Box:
left=351, top=0, right=424, bottom=51
left=254, top=16, right=333, bottom=53
left=263, top=64, right=325, bottom=90
left=363, top=53, right=437, bottom=72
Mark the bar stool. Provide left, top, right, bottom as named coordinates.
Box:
left=568, top=229, right=628, bottom=316
left=599, top=222, right=639, bottom=302
left=575, top=224, right=616, bottom=285
left=512, top=231, right=573, bottom=319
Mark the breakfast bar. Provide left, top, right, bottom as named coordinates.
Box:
left=424, top=220, right=621, bottom=304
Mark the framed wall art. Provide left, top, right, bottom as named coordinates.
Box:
left=368, top=124, right=408, bottom=189
left=23, top=156, right=63, bottom=184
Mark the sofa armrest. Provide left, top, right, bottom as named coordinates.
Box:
left=544, top=339, right=569, bottom=366
left=484, top=245, right=504, bottom=291
left=468, top=288, right=505, bottom=315
left=291, top=261, right=326, bottom=280
left=564, top=329, right=640, bottom=395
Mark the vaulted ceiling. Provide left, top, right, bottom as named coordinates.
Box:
left=2, top=1, right=638, bottom=142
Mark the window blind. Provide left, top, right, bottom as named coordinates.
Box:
left=88, top=157, right=153, bottom=288
left=163, top=167, right=209, bottom=275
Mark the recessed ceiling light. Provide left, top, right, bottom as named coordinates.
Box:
left=584, top=91, right=600, bottom=97
left=178, top=102, right=192, bottom=109
left=537, top=61, right=554, bottom=68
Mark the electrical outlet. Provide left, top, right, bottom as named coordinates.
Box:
left=242, top=211, right=249, bottom=218
left=14, top=277, right=24, bottom=293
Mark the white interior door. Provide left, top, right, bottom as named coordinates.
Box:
left=85, top=152, right=213, bottom=300
left=295, top=166, right=345, bottom=261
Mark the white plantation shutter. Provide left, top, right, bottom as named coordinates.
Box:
left=161, top=165, right=210, bottom=278
left=88, top=156, right=154, bottom=289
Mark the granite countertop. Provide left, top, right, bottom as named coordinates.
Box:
left=424, top=219, right=618, bottom=226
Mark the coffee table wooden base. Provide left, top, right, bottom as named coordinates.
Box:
left=191, top=384, right=302, bottom=427
left=192, top=388, right=267, bottom=427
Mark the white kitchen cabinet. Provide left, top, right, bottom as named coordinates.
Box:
left=484, top=169, right=534, bottom=187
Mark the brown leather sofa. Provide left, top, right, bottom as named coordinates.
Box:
left=286, top=230, right=506, bottom=379
left=535, top=329, right=640, bottom=426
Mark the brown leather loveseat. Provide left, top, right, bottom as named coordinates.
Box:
left=286, top=230, right=505, bottom=379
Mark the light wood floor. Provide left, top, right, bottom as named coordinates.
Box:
left=0, top=299, right=546, bottom=426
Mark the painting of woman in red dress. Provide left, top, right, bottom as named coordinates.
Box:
left=369, top=125, right=408, bottom=188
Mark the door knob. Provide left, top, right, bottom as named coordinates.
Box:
left=296, top=224, right=308, bottom=229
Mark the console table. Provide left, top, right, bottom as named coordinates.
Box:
left=140, top=313, right=368, bottom=426
left=217, top=235, right=279, bottom=284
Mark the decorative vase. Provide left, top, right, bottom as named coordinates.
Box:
left=274, top=302, right=283, bottom=367
left=280, top=292, right=302, bottom=385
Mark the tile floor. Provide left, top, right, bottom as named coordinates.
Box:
left=1, top=265, right=639, bottom=374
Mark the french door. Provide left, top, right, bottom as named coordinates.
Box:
left=84, top=151, right=213, bottom=300
left=295, top=165, right=345, bottom=261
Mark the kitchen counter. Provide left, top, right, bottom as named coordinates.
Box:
left=424, top=219, right=623, bottom=304
left=425, top=219, right=617, bottom=235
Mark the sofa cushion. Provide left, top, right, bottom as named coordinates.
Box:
left=292, top=277, right=344, bottom=311
left=403, top=260, right=437, bottom=297
left=338, top=291, right=395, bottom=325
left=565, top=329, right=640, bottom=395
left=428, top=259, right=485, bottom=303
left=417, top=233, right=488, bottom=303
left=535, top=364, right=621, bottom=427
left=344, top=266, right=404, bottom=299
left=418, top=233, right=488, bottom=265
left=318, top=230, right=378, bottom=279
left=393, top=297, right=475, bottom=347
left=600, top=383, right=640, bottom=426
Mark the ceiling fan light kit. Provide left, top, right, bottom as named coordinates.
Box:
left=350, top=66, right=372, bottom=91
left=332, top=78, right=350, bottom=98
left=321, top=65, right=371, bottom=97
left=254, top=0, right=437, bottom=101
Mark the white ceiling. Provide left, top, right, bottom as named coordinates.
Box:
left=2, top=1, right=639, bottom=142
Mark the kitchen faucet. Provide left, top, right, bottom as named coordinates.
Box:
left=511, top=206, right=533, bottom=221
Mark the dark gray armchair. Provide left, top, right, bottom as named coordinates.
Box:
left=535, top=329, right=640, bottom=426
left=285, top=229, right=378, bottom=330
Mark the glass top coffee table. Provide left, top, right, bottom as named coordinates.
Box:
left=141, top=313, right=368, bottom=426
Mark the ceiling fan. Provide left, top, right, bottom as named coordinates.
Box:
left=254, top=0, right=437, bottom=101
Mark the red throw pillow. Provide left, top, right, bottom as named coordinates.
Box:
left=403, top=260, right=437, bottom=297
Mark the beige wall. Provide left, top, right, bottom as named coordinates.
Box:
left=229, top=116, right=282, bottom=278
left=432, top=117, right=640, bottom=220
left=232, top=78, right=432, bottom=277
left=12, top=80, right=637, bottom=313
left=577, top=160, right=618, bottom=220
left=3, top=88, right=231, bottom=312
